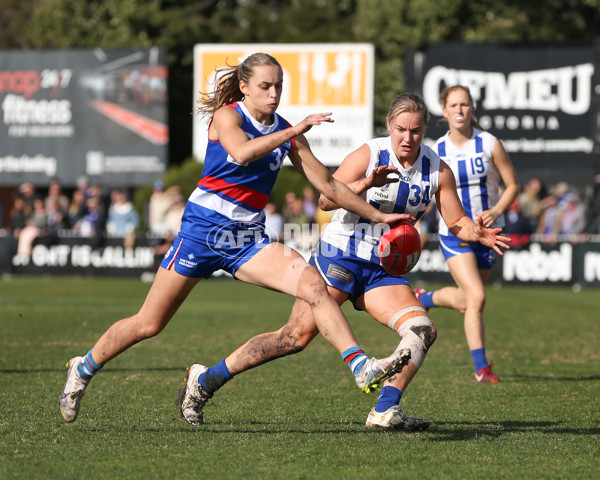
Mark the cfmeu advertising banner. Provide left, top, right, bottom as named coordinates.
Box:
left=193, top=44, right=374, bottom=166
left=0, top=48, right=168, bottom=187
left=406, top=42, right=600, bottom=186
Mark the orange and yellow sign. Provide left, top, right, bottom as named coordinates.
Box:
left=193, top=44, right=374, bottom=166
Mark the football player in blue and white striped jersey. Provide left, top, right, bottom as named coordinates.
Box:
left=417, top=85, right=519, bottom=383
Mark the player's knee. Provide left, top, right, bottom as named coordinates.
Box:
left=279, top=323, right=314, bottom=353
left=139, top=322, right=165, bottom=339
left=429, top=322, right=438, bottom=346
left=296, top=266, right=328, bottom=305
left=133, top=315, right=167, bottom=339
left=466, top=289, right=486, bottom=311
left=455, top=301, right=467, bottom=314
left=390, top=310, right=435, bottom=368
left=402, top=316, right=436, bottom=352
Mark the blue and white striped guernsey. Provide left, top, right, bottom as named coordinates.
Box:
left=434, top=128, right=504, bottom=236
left=320, top=136, right=441, bottom=264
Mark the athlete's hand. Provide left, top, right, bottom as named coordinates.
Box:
left=378, top=213, right=416, bottom=225
left=476, top=217, right=512, bottom=254
left=476, top=208, right=500, bottom=227
left=366, top=165, right=400, bottom=189
left=294, top=113, right=334, bottom=135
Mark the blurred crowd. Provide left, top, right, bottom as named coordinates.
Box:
left=3, top=174, right=600, bottom=268
left=418, top=175, right=600, bottom=249
left=3, top=177, right=185, bottom=267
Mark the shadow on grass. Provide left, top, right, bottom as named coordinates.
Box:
left=61, top=419, right=600, bottom=438
left=425, top=420, right=600, bottom=441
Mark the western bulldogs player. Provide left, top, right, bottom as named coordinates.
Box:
left=59, top=53, right=413, bottom=425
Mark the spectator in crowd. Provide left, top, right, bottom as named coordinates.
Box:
left=147, top=183, right=182, bottom=236
left=73, top=195, right=106, bottom=248
left=15, top=182, right=41, bottom=210
left=584, top=174, right=600, bottom=234
left=106, top=189, right=140, bottom=249
left=5, top=195, right=31, bottom=268
left=153, top=191, right=186, bottom=256
left=282, top=191, right=298, bottom=223
left=503, top=199, right=533, bottom=249
left=38, top=197, right=68, bottom=247
left=555, top=191, right=586, bottom=236
left=75, top=175, right=90, bottom=200
left=147, top=180, right=169, bottom=235
left=89, top=183, right=111, bottom=213
left=518, top=177, right=547, bottom=232
left=302, top=186, right=318, bottom=223
left=535, top=182, right=586, bottom=241
left=287, top=197, right=310, bottom=226
left=163, top=192, right=185, bottom=234
left=264, top=202, right=284, bottom=241
left=536, top=193, right=561, bottom=243
left=44, top=179, right=70, bottom=213
left=286, top=196, right=313, bottom=249
left=14, top=197, right=47, bottom=265
left=67, top=189, right=87, bottom=229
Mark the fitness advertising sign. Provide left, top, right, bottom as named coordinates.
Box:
left=0, top=48, right=168, bottom=187
left=193, top=43, right=374, bottom=167
left=406, top=42, right=600, bottom=186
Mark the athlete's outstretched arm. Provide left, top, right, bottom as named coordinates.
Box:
left=316, top=144, right=400, bottom=211
left=289, top=136, right=412, bottom=225
left=212, top=107, right=333, bottom=165
left=436, top=161, right=511, bottom=254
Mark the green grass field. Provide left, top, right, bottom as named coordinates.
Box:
left=0, top=276, right=598, bottom=479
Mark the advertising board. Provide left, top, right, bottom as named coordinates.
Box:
left=193, top=44, right=374, bottom=167
left=0, top=48, right=168, bottom=187
left=406, top=42, right=600, bottom=186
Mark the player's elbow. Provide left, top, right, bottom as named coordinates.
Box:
left=318, top=194, right=335, bottom=212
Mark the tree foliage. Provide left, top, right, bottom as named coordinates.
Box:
left=1, top=0, right=599, bottom=161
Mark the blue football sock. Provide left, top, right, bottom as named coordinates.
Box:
left=374, top=386, right=403, bottom=413
left=198, top=359, right=233, bottom=395
left=77, top=349, right=104, bottom=380
left=341, top=346, right=368, bottom=375
left=470, top=348, right=488, bottom=371
left=418, top=291, right=437, bottom=309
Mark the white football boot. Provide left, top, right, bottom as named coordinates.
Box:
left=59, top=356, right=90, bottom=422
left=365, top=405, right=431, bottom=431
left=355, top=348, right=411, bottom=393
left=178, top=364, right=212, bottom=425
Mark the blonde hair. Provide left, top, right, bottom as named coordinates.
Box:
left=196, top=53, right=282, bottom=117
left=386, top=93, right=430, bottom=128
left=438, top=85, right=483, bottom=129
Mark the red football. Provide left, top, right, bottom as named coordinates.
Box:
left=377, top=221, right=422, bottom=276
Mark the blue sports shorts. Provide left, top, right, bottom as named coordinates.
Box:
left=309, top=241, right=409, bottom=309
left=439, top=233, right=497, bottom=270
left=160, top=227, right=273, bottom=279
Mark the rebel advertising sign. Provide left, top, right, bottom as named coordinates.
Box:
left=407, top=42, right=600, bottom=185
left=0, top=48, right=168, bottom=187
